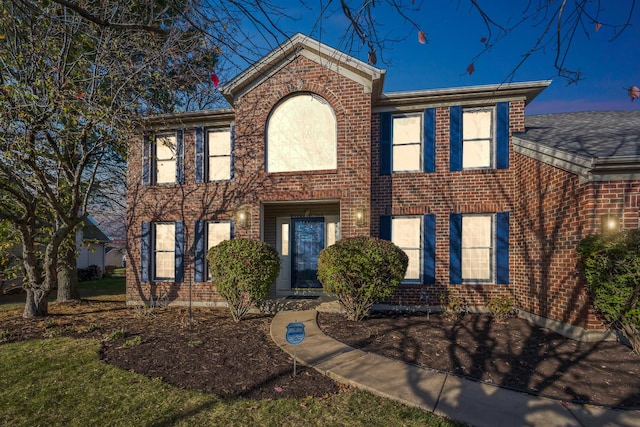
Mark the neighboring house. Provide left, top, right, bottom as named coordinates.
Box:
left=1, top=216, right=112, bottom=291
left=76, top=216, right=111, bottom=275
left=105, top=243, right=126, bottom=269
left=126, top=33, right=640, bottom=341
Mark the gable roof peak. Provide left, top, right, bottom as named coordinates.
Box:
left=219, top=33, right=385, bottom=104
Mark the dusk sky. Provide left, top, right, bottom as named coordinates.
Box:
left=226, top=1, right=640, bottom=115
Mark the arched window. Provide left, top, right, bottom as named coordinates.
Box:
left=266, top=93, right=337, bottom=172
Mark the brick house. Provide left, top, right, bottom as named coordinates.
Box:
left=126, top=34, right=640, bottom=340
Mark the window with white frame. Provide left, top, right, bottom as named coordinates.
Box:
left=153, top=223, right=175, bottom=280
left=155, top=134, right=177, bottom=184
left=461, top=215, right=493, bottom=281
left=206, top=221, right=231, bottom=280
left=207, top=129, right=231, bottom=181
left=267, top=93, right=337, bottom=173
left=392, top=217, right=422, bottom=281
left=462, top=108, right=493, bottom=169
left=392, top=114, right=422, bottom=172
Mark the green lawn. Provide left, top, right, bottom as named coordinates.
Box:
left=0, top=338, right=461, bottom=427
left=0, top=277, right=126, bottom=312
left=0, top=278, right=462, bottom=426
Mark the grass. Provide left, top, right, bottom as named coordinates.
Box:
left=0, top=277, right=126, bottom=312
left=0, top=338, right=462, bottom=427
left=0, top=278, right=462, bottom=426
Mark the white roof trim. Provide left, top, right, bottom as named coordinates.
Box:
left=514, top=136, right=640, bottom=183
left=220, top=33, right=385, bottom=104
left=513, top=136, right=591, bottom=180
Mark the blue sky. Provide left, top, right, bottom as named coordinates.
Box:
left=228, top=1, right=639, bottom=115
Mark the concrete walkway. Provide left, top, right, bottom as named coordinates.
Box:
left=270, top=309, right=640, bottom=427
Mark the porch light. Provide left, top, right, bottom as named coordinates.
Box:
left=354, top=208, right=366, bottom=227
left=601, top=214, right=619, bottom=233
left=237, top=209, right=250, bottom=228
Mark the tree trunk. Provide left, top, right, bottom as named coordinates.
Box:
left=56, top=244, right=79, bottom=302
left=23, top=287, right=49, bottom=318
left=57, top=264, right=80, bottom=302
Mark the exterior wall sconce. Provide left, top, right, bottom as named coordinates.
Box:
left=601, top=214, right=619, bottom=233
left=236, top=209, right=250, bottom=228
left=354, top=208, right=366, bottom=227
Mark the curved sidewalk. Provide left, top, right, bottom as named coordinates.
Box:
left=271, top=309, right=640, bottom=427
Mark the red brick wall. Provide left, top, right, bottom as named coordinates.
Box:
left=126, top=58, right=639, bottom=332
left=371, top=102, right=524, bottom=309
left=126, top=55, right=373, bottom=304
left=511, top=155, right=640, bottom=329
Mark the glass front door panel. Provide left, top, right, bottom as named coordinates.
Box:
left=291, top=218, right=324, bottom=288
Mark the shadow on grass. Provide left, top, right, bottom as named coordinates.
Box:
left=0, top=278, right=126, bottom=311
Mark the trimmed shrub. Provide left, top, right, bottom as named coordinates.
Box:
left=317, top=236, right=408, bottom=321
left=207, top=239, right=280, bottom=322
left=487, top=296, right=515, bottom=323
left=439, top=288, right=468, bottom=321
left=578, top=230, right=640, bottom=354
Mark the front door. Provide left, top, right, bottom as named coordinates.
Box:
left=291, top=217, right=324, bottom=289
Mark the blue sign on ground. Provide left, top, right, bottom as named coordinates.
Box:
left=285, top=322, right=306, bottom=345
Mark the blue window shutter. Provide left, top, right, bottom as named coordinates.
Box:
left=230, top=124, right=235, bottom=180
left=449, top=213, right=462, bottom=284
left=142, top=136, right=151, bottom=185
left=496, top=211, right=510, bottom=284
left=195, top=127, right=204, bottom=183
left=423, top=108, right=436, bottom=173
left=141, top=222, right=151, bottom=282
left=194, top=220, right=205, bottom=282
left=379, top=215, right=392, bottom=241
left=175, top=221, right=184, bottom=282
left=229, top=220, right=235, bottom=239
left=449, top=106, right=462, bottom=171
left=496, top=102, right=510, bottom=169
left=176, top=129, right=185, bottom=184
left=380, top=112, right=392, bottom=175
left=422, top=214, right=436, bottom=284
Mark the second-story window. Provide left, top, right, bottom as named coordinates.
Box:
left=379, top=108, right=436, bottom=175
left=392, top=114, right=422, bottom=172
left=207, top=129, right=232, bottom=181
left=450, top=102, right=509, bottom=171
left=155, top=134, right=177, bottom=184
left=462, top=108, right=493, bottom=169
left=142, top=130, right=183, bottom=185
left=266, top=93, right=337, bottom=173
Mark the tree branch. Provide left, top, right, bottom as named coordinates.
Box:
left=49, top=0, right=169, bottom=34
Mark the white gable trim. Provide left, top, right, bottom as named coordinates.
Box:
left=220, top=33, right=385, bottom=104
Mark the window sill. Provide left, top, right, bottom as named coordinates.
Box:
left=266, top=169, right=338, bottom=176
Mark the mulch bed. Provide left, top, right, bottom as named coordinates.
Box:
left=1, top=298, right=639, bottom=408
left=0, top=300, right=340, bottom=400
left=317, top=310, right=640, bottom=408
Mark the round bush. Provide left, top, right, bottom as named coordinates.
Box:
left=207, top=239, right=280, bottom=322
left=317, top=236, right=408, bottom=321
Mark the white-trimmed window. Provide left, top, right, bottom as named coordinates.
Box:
left=461, top=215, right=493, bottom=281
left=392, top=114, right=422, bottom=172
left=266, top=93, right=337, bottom=173
left=206, top=221, right=231, bottom=279
left=462, top=108, right=494, bottom=169
left=392, top=217, right=422, bottom=281
left=155, top=134, right=177, bottom=184
left=207, top=129, right=232, bottom=181
left=153, top=223, right=175, bottom=280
